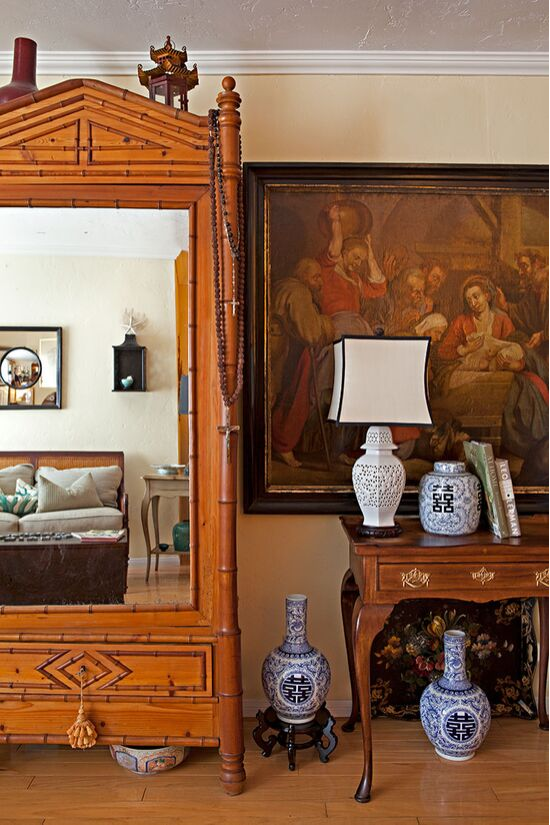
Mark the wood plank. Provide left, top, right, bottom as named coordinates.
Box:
left=0, top=773, right=33, bottom=789
left=27, top=776, right=145, bottom=800
left=43, top=819, right=417, bottom=825
left=489, top=779, right=549, bottom=801
left=43, top=820, right=331, bottom=825
left=419, top=820, right=549, bottom=825
left=0, top=820, right=43, bottom=825
left=327, top=799, right=548, bottom=818
left=144, top=774, right=497, bottom=803
left=0, top=801, right=327, bottom=819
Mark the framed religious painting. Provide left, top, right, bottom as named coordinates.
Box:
left=244, top=163, right=549, bottom=514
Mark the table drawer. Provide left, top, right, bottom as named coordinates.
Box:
left=0, top=642, right=212, bottom=698
left=378, top=562, right=549, bottom=593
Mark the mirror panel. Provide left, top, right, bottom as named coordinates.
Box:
left=0, top=209, right=191, bottom=607
left=0, top=329, right=61, bottom=407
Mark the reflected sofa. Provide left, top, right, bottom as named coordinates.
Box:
left=0, top=451, right=127, bottom=535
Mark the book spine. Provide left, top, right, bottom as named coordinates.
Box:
left=464, top=441, right=510, bottom=539
left=480, top=445, right=510, bottom=538
left=495, top=458, right=522, bottom=537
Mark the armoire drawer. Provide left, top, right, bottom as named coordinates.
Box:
left=0, top=696, right=219, bottom=741
left=0, top=642, right=212, bottom=698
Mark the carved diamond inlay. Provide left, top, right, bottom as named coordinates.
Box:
left=36, top=650, right=131, bottom=691
left=471, top=567, right=495, bottom=586
left=536, top=569, right=549, bottom=588
left=401, top=568, right=430, bottom=589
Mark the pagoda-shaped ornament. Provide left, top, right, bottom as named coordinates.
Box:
left=137, top=36, right=199, bottom=111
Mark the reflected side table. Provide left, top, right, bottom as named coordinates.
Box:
left=340, top=515, right=549, bottom=803
left=141, top=473, right=190, bottom=582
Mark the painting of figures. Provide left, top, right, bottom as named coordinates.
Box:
left=244, top=165, right=549, bottom=513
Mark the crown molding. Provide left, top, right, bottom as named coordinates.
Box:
left=0, top=49, right=547, bottom=77
left=0, top=244, right=176, bottom=259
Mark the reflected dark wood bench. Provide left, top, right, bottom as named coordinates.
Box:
left=0, top=532, right=129, bottom=605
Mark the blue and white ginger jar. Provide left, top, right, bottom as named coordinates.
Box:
left=419, top=460, right=481, bottom=536
left=420, top=629, right=491, bottom=761
left=261, top=594, right=331, bottom=724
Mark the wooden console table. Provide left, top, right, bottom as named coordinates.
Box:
left=340, top=515, right=549, bottom=803
left=140, top=474, right=189, bottom=582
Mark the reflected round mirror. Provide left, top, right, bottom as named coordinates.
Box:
left=0, top=347, right=42, bottom=389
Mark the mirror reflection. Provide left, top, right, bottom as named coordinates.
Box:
left=0, top=347, right=42, bottom=389
left=0, top=208, right=190, bottom=607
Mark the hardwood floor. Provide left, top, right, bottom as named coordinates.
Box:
left=0, top=717, right=547, bottom=823
left=125, top=556, right=190, bottom=604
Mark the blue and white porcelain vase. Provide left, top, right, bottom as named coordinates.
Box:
left=261, top=594, right=331, bottom=724
left=419, top=460, right=481, bottom=536
left=420, top=630, right=491, bottom=761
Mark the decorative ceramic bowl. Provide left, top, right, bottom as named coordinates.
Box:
left=151, top=463, right=187, bottom=476
left=109, top=744, right=189, bottom=774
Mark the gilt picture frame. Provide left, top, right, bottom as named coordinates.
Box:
left=244, top=163, right=549, bottom=514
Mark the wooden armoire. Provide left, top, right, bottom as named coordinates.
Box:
left=0, top=77, right=245, bottom=793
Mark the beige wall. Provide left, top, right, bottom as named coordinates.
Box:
left=0, top=254, right=180, bottom=555
left=1, top=72, right=547, bottom=707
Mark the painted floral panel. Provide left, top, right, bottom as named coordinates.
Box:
left=371, top=598, right=537, bottom=719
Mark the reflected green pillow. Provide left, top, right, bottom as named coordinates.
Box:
left=0, top=484, right=37, bottom=516
left=16, top=477, right=38, bottom=505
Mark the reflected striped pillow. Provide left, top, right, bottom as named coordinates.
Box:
left=37, top=472, right=103, bottom=513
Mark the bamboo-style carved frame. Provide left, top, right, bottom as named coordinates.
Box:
left=0, top=78, right=244, bottom=793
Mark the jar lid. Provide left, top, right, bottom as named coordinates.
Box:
left=434, top=460, right=466, bottom=474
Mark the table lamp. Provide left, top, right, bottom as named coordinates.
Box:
left=328, top=335, right=432, bottom=536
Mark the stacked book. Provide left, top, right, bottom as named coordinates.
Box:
left=463, top=441, right=521, bottom=538
left=71, top=529, right=126, bottom=543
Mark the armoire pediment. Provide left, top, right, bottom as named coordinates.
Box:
left=0, top=78, right=210, bottom=185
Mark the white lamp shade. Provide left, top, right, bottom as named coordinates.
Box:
left=328, top=336, right=432, bottom=426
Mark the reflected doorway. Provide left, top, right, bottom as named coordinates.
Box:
left=0, top=207, right=191, bottom=606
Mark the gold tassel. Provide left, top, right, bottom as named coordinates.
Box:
left=67, top=666, right=98, bottom=749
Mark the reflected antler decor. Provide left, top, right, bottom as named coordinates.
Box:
left=121, top=308, right=147, bottom=335
left=138, top=35, right=199, bottom=110
left=67, top=666, right=98, bottom=749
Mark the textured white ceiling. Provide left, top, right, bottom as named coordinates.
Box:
left=0, top=209, right=188, bottom=259
left=3, top=0, right=548, bottom=53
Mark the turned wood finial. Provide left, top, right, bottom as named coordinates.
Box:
left=217, top=76, right=240, bottom=112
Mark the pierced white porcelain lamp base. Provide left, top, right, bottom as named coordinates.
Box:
left=352, top=426, right=406, bottom=537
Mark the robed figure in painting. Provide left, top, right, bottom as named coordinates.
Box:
left=263, top=184, right=548, bottom=500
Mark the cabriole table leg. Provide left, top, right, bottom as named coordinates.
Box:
left=538, top=596, right=549, bottom=730
left=352, top=599, right=393, bottom=803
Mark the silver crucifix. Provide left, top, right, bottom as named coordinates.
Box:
left=218, top=414, right=240, bottom=463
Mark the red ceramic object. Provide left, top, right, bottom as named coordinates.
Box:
left=0, top=37, right=38, bottom=103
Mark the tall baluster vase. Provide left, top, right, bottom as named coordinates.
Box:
left=420, top=630, right=491, bottom=761
left=261, top=594, right=330, bottom=724
left=0, top=38, right=38, bottom=104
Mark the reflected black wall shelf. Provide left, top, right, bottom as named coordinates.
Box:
left=113, top=334, right=147, bottom=392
